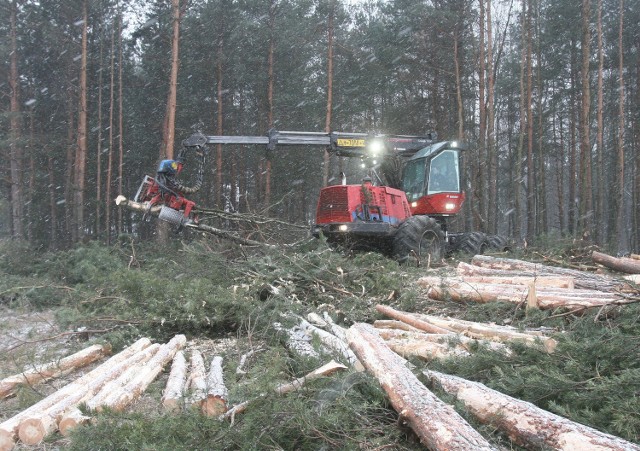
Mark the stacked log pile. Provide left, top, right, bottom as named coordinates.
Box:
left=344, top=321, right=640, bottom=450
left=418, top=256, right=637, bottom=312
left=0, top=336, right=185, bottom=450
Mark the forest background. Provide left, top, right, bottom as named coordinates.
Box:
left=1, top=0, right=639, bottom=253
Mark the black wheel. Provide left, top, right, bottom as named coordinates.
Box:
left=453, top=231, right=488, bottom=255
left=486, top=234, right=510, bottom=252
left=392, top=216, right=445, bottom=264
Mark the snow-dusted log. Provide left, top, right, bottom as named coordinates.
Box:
left=424, top=370, right=640, bottom=451
left=321, top=312, right=348, bottom=343
left=18, top=344, right=161, bottom=446
left=202, top=356, right=228, bottom=417
left=162, top=351, right=188, bottom=412
left=92, top=335, right=187, bottom=412
left=0, top=343, right=111, bottom=399
left=273, top=322, right=320, bottom=358
left=459, top=275, right=575, bottom=289
left=469, top=256, right=619, bottom=291
left=187, top=350, right=207, bottom=409
left=592, top=251, right=640, bottom=274
left=384, top=337, right=470, bottom=360
left=346, top=323, right=496, bottom=451
left=0, top=337, right=151, bottom=451
left=378, top=328, right=510, bottom=355
left=299, top=319, right=364, bottom=371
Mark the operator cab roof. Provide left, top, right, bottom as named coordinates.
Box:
left=408, top=141, right=468, bottom=161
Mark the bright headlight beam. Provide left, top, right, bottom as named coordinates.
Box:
left=368, top=140, right=384, bottom=156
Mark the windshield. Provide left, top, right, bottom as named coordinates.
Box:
left=428, top=150, right=460, bottom=194
left=402, top=159, right=426, bottom=202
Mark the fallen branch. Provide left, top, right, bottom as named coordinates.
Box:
left=298, top=319, right=364, bottom=371
left=346, top=323, right=496, bottom=450
left=223, top=360, right=347, bottom=424
left=424, top=370, right=640, bottom=451
left=115, top=196, right=275, bottom=248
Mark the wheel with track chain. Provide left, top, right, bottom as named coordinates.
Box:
left=454, top=231, right=489, bottom=255
left=486, top=234, right=511, bottom=252
left=392, top=216, right=445, bottom=264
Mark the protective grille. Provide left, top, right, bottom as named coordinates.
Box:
left=316, top=186, right=351, bottom=223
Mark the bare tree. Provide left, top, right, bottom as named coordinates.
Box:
left=595, top=0, right=604, bottom=244
left=616, top=0, right=626, bottom=252
left=486, top=0, right=497, bottom=235
left=323, top=0, right=335, bottom=188
left=72, top=0, right=88, bottom=242
left=8, top=0, right=24, bottom=240
left=578, top=0, right=593, bottom=238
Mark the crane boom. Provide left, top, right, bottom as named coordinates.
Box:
left=181, top=129, right=437, bottom=158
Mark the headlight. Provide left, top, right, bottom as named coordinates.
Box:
left=368, top=139, right=384, bottom=156
left=411, top=201, right=418, bottom=208
left=338, top=224, right=349, bottom=232
left=445, top=202, right=456, bottom=210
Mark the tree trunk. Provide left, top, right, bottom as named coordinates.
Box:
left=265, top=0, right=277, bottom=210
left=525, top=0, right=535, bottom=242
left=105, top=24, right=116, bottom=245
left=0, top=344, right=110, bottom=400
left=375, top=305, right=454, bottom=335
left=616, top=0, right=626, bottom=253
left=477, top=0, right=487, bottom=232
left=322, top=0, right=335, bottom=188
left=117, top=11, right=124, bottom=234
left=424, top=370, right=640, bottom=451
left=162, top=350, right=187, bottom=412
left=203, top=356, right=228, bottom=416
left=8, top=0, right=24, bottom=240
left=346, top=323, right=496, bottom=450
left=486, top=0, right=497, bottom=235
left=596, top=0, right=605, bottom=244
left=215, top=11, right=224, bottom=209
left=578, top=0, right=593, bottom=238
left=72, top=0, right=88, bottom=243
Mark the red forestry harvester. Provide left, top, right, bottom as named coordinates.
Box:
left=134, top=130, right=507, bottom=262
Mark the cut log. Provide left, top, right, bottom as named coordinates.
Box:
left=58, top=344, right=161, bottom=436
left=18, top=343, right=161, bottom=446
left=346, top=323, right=496, bottom=450
left=373, top=319, right=424, bottom=333
left=162, top=351, right=188, bottom=412
left=236, top=347, right=262, bottom=377
left=424, top=370, right=640, bottom=451
left=376, top=305, right=556, bottom=353
left=273, top=322, right=320, bottom=358
left=202, top=356, right=228, bottom=417
left=469, top=256, right=619, bottom=291
left=299, top=319, right=364, bottom=371
left=85, top=344, right=161, bottom=410
left=375, top=305, right=453, bottom=335
left=426, top=281, right=628, bottom=311
left=459, top=275, right=575, bottom=289
left=58, top=409, right=91, bottom=436
left=592, top=251, right=640, bottom=274
left=0, top=337, right=151, bottom=451
left=187, top=350, right=207, bottom=409
left=275, top=360, right=347, bottom=395
left=0, top=343, right=111, bottom=400
left=384, top=337, right=470, bottom=360
left=630, top=254, right=640, bottom=261
left=378, top=328, right=510, bottom=355
left=224, top=360, right=348, bottom=422
left=93, top=334, right=186, bottom=412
